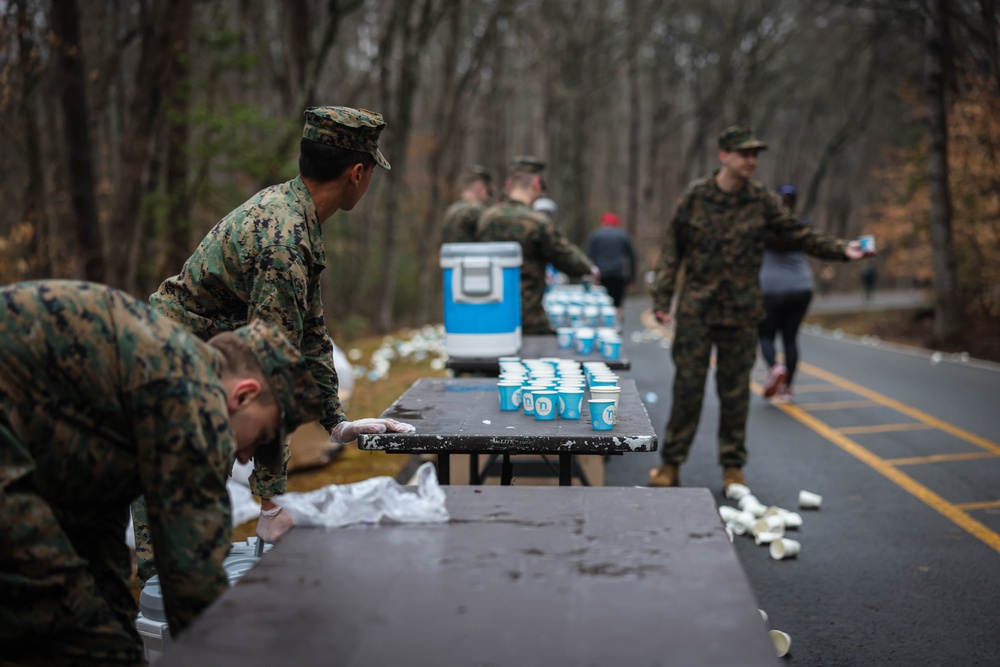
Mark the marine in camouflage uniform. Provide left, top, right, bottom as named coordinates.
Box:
left=134, top=106, right=391, bottom=581
left=441, top=166, right=493, bottom=244
left=0, top=280, right=321, bottom=665
left=476, top=156, right=595, bottom=335
left=650, top=126, right=855, bottom=488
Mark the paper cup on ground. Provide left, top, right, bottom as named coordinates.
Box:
left=770, top=538, right=801, bottom=560
left=754, top=531, right=781, bottom=545
left=753, top=515, right=785, bottom=538
left=799, top=490, right=823, bottom=510
left=769, top=630, right=792, bottom=657
left=718, top=505, right=741, bottom=523
left=725, top=482, right=751, bottom=501
left=738, top=494, right=767, bottom=518
left=497, top=382, right=522, bottom=411
left=765, top=506, right=803, bottom=529
left=729, top=511, right=756, bottom=536
left=588, top=399, right=616, bottom=431
left=533, top=391, right=557, bottom=420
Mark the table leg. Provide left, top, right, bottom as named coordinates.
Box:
left=469, top=454, right=480, bottom=485
left=501, top=454, right=513, bottom=485
left=572, top=457, right=591, bottom=486
left=436, top=453, right=451, bottom=485
left=559, top=453, right=572, bottom=486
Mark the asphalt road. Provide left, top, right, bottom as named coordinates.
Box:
left=605, top=296, right=1000, bottom=666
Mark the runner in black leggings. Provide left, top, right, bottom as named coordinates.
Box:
left=759, top=184, right=814, bottom=403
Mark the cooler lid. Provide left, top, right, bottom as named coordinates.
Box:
left=440, top=242, right=522, bottom=268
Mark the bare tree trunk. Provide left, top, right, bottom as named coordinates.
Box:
left=376, top=0, right=445, bottom=332
left=412, top=1, right=510, bottom=325
left=50, top=0, right=103, bottom=282
left=162, top=0, right=194, bottom=277
left=272, top=0, right=366, bottom=172
left=17, top=0, right=50, bottom=278
left=624, top=2, right=640, bottom=241
left=107, top=0, right=191, bottom=291
left=980, top=0, right=1000, bottom=93
left=924, top=0, right=960, bottom=343
left=413, top=3, right=463, bottom=326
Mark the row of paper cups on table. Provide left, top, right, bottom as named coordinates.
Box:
left=555, top=326, right=622, bottom=360
left=544, top=290, right=617, bottom=329
left=497, top=358, right=622, bottom=430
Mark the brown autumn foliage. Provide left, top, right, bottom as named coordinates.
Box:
left=865, top=78, right=1000, bottom=317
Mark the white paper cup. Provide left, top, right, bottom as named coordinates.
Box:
left=769, top=629, right=792, bottom=657
left=729, top=511, right=756, bottom=536
left=589, top=386, right=621, bottom=411
left=589, top=387, right=621, bottom=424
left=718, top=505, right=742, bottom=523
left=799, top=489, right=823, bottom=510
left=724, top=482, right=751, bottom=501
left=753, top=515, right=786, bottom=538
left=769, top=538, right=801, bottom=560
left=738, top=494, right=767, bottom=518
left=765, top=506, right=803, bottom=530
left=754, top=531, right=781, bottom=545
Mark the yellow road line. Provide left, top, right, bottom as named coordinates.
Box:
left=799, top=399, right=881, bottom=411
left=776, top=402, right=1000, bottom=554
left=781, top=383, right=841, bottom=393
left=955, top=499, right=1000, bottom=511
left=837, top=423, right=935, bottom=435
left=799, top=361, right=1000, bottom=456
left=886, top=452, right=999, bottom=466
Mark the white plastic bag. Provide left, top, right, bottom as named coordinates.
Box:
left=273, top=462, right=449, bottom=528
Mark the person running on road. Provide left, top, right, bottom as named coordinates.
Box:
left=758, top=184, right=815, bottom=404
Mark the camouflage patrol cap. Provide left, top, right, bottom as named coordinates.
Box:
left=303, top=106, right=391, bottom=170
left=469, top=165, right=493, bottom=180
left=718, top=125, right=768, bottom=152
left=232, top=320, right=324, bottom=471
left=509, top=155, right=546, bottom=174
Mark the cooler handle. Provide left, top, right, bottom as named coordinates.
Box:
left=455, top=257, right=501, bottom=302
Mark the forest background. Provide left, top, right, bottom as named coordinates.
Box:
left=1, top=0, right=997, bottom=346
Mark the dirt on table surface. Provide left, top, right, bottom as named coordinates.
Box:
left=805, top=308, right=1000, bottom=364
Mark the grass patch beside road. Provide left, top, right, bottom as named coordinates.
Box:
left=804, top=308, right=1000, bottom=363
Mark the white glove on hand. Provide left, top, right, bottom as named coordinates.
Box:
left=256, top=505, right=295, bottom=544
left=329, top=418, right=416, bottom=446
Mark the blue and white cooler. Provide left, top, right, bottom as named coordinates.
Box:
left=440, top=242, right=522, bottom=358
